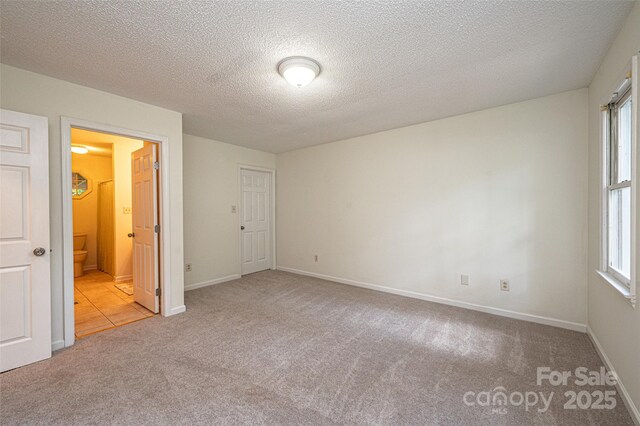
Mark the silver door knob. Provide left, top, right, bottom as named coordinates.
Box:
left=241, top=226, right=245, bottom=230
left=128, top=233, right=135, bottom=238
left=33, top=247, right=46, bottom=256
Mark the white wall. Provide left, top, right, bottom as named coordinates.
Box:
left=277, top=89, right=588, bottom=327
left=112, top=138, right=144, bottom=281
left=71, top=153, right=113, bottom=270
left=183, top=134, right=276, bottom=289
left=587, top=3, right=640, bottom=417
left=0, top=64, right=185, bottom=348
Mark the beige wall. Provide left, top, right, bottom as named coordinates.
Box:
left=277, top=89, right=589, bottom=328
left=71, top=153, right=113, bottom=270
left=0, top=64, right=185, bottom=348
left=183, top=134, right=276, bottom=289
left=112, top=138, right=144, bottom=280
left=587, top=3, right=640, bottom=417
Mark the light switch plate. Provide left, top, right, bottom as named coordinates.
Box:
left=461, top=274, right=469, bottom=285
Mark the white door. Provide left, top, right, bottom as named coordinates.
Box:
left=0, top=109, right=51, bottom=372
left=131, top=144, right=159, bottom=313
left=241, top=169, right=271, bottom=275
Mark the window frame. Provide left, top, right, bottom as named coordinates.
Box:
left=606, top=86, right=632, bottom=287
left=599, top=56, right=637, bottom=308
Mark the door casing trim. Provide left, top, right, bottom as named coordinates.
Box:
left=238, top=164, right=276, bottom=275
left=61, top=117, right=172, bottom=348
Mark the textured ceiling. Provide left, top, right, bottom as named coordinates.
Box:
left=0, top=1, right=634, bottom=153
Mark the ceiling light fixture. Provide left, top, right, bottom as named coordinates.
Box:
left=278, top=56, right=320, bottom=88
left=71, top=145, right=89, bottom=154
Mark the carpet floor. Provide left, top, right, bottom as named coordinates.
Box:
left=0, top=270, right=633, bottom=425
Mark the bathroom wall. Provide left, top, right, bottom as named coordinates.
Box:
left=70, top=134, right=144, bottom=281
left=112, top=138, right=144, bottom=281
left=71, top=153, right=113, bottom=270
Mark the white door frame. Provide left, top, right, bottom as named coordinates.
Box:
left=238, top=164, right=276, bottom=273
left=61, top=117, right=172, bottom=348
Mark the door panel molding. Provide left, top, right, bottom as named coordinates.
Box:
left=132, top=144, right=159, bottom=313
left=0, top=109, right=50, bottom=372
left=240, top=169, right=271, bottom=274
left=238, top=165, right=276, bottom=275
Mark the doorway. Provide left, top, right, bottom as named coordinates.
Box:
left=69, top=129, right=159, bottom=338
left=239, top=167, right=275, bottom=275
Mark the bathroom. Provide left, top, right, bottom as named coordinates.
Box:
left=71, top=128, right=156, bottom=337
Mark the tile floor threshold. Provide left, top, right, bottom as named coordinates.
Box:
left=74, top=270, right=155, bottom=338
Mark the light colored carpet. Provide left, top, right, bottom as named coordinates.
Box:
left=0, top=270, right=633, bottom=425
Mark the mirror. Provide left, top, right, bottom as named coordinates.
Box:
left=72, top=171, right=92, bottom=199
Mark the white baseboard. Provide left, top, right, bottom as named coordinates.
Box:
left=277, top=266, right=586, bottom=332
left=587, top=326, right=640, bottom=424
left=113, top=274, right=132, bottom=283
left=51, top=340, right=65, bottom=352
left=83, top=265, right=97, bottom=271
left=166, top=305, right=186, bottom=316
left=185, top=274, right=241, bottom=291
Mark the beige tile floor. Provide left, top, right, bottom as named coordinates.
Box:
left=74, top=270, right=155, bottom=338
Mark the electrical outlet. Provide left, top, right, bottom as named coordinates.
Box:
left=500, top=279, right=510, bottom=291
left=314, top=255, right=318, bottom=262
left=231, top=205, right=237, bottom=213
left=461, top=274, right=469, bottom=286
left=123, top=206, right=132, bottom=214
left=185, top=263, right=192, bottom=273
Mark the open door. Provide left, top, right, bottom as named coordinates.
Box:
left=0, top=109, right=51, bottom=372
left=131, top=144, right=159, bottom=313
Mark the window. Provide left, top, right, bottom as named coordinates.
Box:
left=604, top=76, right=633, bottom=288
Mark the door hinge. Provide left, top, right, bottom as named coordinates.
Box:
left=153, top=161, right=160, bottom=170
left=154, top=224, right=160, bottom=233
left=156, top=288, right=161, bottom=297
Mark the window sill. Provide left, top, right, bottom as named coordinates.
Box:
left=596, top=270, right=636, bottom=308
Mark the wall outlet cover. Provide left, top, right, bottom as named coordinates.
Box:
left=185, top=263, right=192, bottom=272
left=500, top=279, right=510, bottom=291
left=461, top=274, right=469, bottom=285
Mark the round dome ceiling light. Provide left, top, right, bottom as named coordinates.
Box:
left=71, top=145, right=89, bottom=154
left=278, top=57, right=321, bottom=88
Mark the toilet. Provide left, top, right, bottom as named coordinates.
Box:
left=73, top=233, right=88, bottom=278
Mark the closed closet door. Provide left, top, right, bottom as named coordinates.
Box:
left=240, top=169, right=271, bottom=275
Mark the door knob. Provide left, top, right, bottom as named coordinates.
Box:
left=240, top=226, right=245, bottom=230
left=33, top=247, right=46, bottom=256
left=128, top=233, right=135, bottom=238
